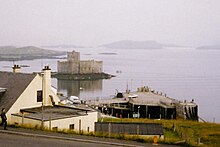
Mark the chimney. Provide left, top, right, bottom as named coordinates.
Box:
left=12, top=64, right=21, bottom=73
left=42, top=66, right=52, bottom=106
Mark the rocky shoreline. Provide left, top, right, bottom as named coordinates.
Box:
left=0, top=55, right=66, bottom=61
left=52, top=72, right=115, bottom=80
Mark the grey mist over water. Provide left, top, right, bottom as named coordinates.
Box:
left=1, top=47, right=220, bottom=123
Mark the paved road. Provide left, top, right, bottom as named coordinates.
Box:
left=0, top=127, right=174, bottom=147
left=0, top=133, right=126, bottom=147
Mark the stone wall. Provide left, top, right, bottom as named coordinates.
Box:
left=57, top=51, right=103, bottom=74
left=57, top=61, right=80, bottom=74
left=93, top=61, right=103, bottom=73
left=80, top=60, right=103, bottom=74
left=67, top=51, right=80, bottom=62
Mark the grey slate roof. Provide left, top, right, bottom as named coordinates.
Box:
left=0, top=71, right=36, bottom=112
left=13, top=105, right=92, bottom=121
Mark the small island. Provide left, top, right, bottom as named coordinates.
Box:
left=53, top=50, right=114, bottom=80
left=197, top=45, right=220, bottom=50
left=99, top=40, right=183, bottom=49
left=0, top=46, right=65, bottom=61
left=99, top=40, right=163, bottom=49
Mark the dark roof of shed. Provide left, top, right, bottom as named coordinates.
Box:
left=14, top=105, right=91, bottom=121
left=0, top=71, right=36, bottom=112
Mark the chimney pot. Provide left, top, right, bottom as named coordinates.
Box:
left=43, top=65, right=51, bottom=70
left=12, top=64, right=21, bottom=73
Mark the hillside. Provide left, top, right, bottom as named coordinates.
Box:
left=42, top=44, right=84, bottom=48
left=100, top=40, right=164, bottom=49
left=0, top=46, right=66, bottom=61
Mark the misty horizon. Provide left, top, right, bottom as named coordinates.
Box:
left=0, top=0, right=220, bottom=47
left=1, top=39, right=220, bottom=49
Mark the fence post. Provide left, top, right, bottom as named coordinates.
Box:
left=22, top=111, right=24, bottom=126
left=108, top=123, right=111, bottom=137
left=79, top=119, right=81, bottom=134
left=137, top=125, right=139, bottom=135
left=185, top=131, right=188, bottom=144
left=197, top=137, right=200, bottom=145
left=49, top=116, right=51, bottom=130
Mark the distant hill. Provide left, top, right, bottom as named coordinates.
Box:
left=197, top=45, right=220, bottom=50
left=42, top=44, right=84, bottom=48
left=99, top=40, right=184, bottom=49
left=99, top=40, right=163, bottom=49
left=0, top=46, right=66, bottom=61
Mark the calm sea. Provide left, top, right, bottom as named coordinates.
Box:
left=1, top=47, right=220, bottom=123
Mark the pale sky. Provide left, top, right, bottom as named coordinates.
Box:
left=0, top=0, right=219, bottom=47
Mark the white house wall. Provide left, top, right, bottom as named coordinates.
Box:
left=7, top=74, right=60, bottom=122
left=47, top=88, right=60, bottom=105
left=11, top=115, right=41, bottom=127
left=11, top=111, right=98, bottom=132
left=47, top=111, right=98, bottom=132
left=7, top=75, right=42, bottom=122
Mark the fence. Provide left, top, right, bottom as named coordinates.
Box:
left=95, top=122, right=163, bottom=135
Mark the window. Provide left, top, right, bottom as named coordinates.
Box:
left=69, top=124, right=75, bottom=130
left=37, top=90, right=43, bottom=102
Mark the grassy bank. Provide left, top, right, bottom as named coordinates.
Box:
left=100, top=118, right=220, bottom=146
left=8, top=118, right=220, bottom=146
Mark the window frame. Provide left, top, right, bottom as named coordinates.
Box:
left=37, top=90, right=43, bottom=102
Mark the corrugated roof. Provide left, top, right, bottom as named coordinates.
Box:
left=0, top=71, right=36, bottom=112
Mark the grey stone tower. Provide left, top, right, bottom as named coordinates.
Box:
left=67, top=50, right=80, bottom=62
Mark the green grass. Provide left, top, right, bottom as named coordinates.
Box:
left=7, top=118, right=220, bottom=146
left=100, top=118, right=220, bottom=146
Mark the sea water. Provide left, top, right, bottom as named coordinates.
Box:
left=1, top=47, right=220, bottom=123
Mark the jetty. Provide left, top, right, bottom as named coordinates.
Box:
left=86, top=86, right=198, bottom=120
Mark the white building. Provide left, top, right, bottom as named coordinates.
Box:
left=0, top=65, right=97, bottom=132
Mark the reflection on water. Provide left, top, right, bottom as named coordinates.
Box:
left=57, top=79, right=103, bottom=97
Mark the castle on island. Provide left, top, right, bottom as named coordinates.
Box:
left=57, top=51, right=103, bottom=74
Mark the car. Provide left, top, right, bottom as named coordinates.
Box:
left=69, top=96, right=81, bottom=104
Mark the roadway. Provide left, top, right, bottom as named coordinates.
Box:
left=0, top=133, right=120, bottom=147
left=0, top=127, right=174, bottom=147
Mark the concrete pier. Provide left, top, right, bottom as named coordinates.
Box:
left=87, top=86, right=198, bottom=120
